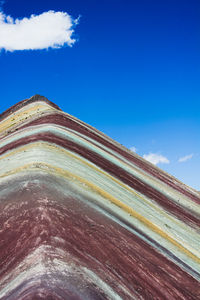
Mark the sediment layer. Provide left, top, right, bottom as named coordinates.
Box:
left=0, top=95, right=199, bottom=299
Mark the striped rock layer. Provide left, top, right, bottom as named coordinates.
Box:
left=0, top=95, right=199, bottom=300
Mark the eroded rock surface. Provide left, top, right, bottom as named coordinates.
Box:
left=0, top=95, right=199, bottom=299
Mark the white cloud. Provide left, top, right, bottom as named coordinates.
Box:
left=130, top=146, right=137, bottom=153
left=143, top=153, right=169, bottom=165
left=0, top=10, right=78, bottom=51
left=178, top=154, right=193, bottom=163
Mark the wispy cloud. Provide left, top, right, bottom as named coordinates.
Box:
left=0, top=10, right=78, bottom=51
left=143, top=153, right=169, bottom=165
left=178, top=153, right=193, bottom=163
left=130, top=146, right=137, bottom=153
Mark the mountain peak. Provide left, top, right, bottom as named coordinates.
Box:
left=0, top=96, right=199, bottom=299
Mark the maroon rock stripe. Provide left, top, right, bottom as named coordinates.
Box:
left=17, top=112, right=200, bottom=205
left=0, top=132, right=199, bottom=228
left=0, top=95, right=61, bottom=122
left=0, top=175, right=199, bottom=299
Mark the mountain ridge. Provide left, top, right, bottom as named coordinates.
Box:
left=0, top=95, right=199, bottom=299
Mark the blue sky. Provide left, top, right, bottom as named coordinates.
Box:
left=0, top=0, right=200, bottom=190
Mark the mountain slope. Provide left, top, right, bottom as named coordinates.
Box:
left=0, top=95, right=199, bottom=299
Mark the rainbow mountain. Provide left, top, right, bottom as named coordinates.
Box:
left=0, top=95, right=199, bottom=299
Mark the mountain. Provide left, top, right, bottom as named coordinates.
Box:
left=0, top=95, right=199, bottom=299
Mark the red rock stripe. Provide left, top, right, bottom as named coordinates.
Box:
left=19, top=113, right=200, bottom=205
left=0, top=175, right=199, bottom=299
left=0, top=132, right=199, bottom=228
left=0, top=95, right=61, bottom=122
